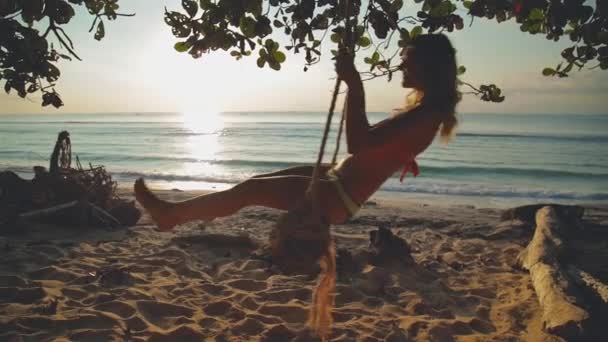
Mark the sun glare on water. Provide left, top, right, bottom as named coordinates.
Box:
left=179, top=108, right=224, bottom=185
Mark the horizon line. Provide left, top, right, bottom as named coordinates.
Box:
left=1, top=110, right=607, bottom=116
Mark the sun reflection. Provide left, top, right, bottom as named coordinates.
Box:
left=180, top=108, right=224, bottom=179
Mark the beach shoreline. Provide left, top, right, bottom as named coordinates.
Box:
left=117, top=183, right=608, bottom=210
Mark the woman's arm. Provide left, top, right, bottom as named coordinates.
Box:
left=336, top=53, right=372, bottom=154
left=344, top=78, right=372, bottom=154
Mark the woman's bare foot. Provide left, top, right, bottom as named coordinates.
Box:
left=134, top=178, right=179, bottom=231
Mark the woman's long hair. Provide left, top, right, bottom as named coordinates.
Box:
left=404, top=34, right=460, bottom=143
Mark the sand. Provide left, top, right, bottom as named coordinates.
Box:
left=1, top=189, right=607, bottom=341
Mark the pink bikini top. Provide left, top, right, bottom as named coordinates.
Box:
left=399, top=159, right=419, bottom=183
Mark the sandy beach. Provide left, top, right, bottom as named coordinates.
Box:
left=1, top=188, right=607, bottom=341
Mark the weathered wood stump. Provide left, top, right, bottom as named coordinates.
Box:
left=516, top=206, right=590, bottom=338
left=368, top=227, right=415, bottom=267
left=269, top=205, right=331, bottom=275
left=268, top=204, right=335, bottom=340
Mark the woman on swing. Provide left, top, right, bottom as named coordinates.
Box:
left=134, top=33, right=459, bottom=231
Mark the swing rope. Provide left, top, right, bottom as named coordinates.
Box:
left=306, top=1, right=353, bottom=339
left=308, top=0, right=353, bottom=220
left=331, top=100, right=347, bottom=166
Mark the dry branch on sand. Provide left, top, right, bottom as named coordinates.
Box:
left=0, top=131, right=140, bottom=228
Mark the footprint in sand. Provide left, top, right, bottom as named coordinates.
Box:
left=28, top=265, right=78, bottom=282
left=258, top=288, right=310, bottom=303
left=232, top=317, right=265, bottom=336
left=262, top=324, right=297, bottom=341
left=94, top=300, right=137, bottom=319
left=202, top=300, right=233, bottom=316
left=225, top=278, right=268, bottom=292
left=136, top=300, right=195, bottom=330
left=0, top=286, right=46, bottom=304
left=148, top=325, right=204, bottom=342
left=258, top=303, right=308, bottom=324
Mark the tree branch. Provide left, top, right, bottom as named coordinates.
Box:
left=50, top=21, right=82, bottom=61
left=3, top=10, right=22, bottom=20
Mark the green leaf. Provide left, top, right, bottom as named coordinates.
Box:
left=257, top=56, right=265, bottom=68
left=52, top=1, right=75, bottom=24
left=542, top=67, right=556, bottom=76
left=356, top=25, right=365, bottom=36
left=86, top=0, right=104, bottom=15
left=430, top=1, right=456, bottom=17
left=240, top=17, right=257, bottom=38
left=372, top=51, right=380, bottom=63
left=164, top=11, right=192, bottom=38
left=411, top=26, right=423, bottom=39
left=230, top=50, right=242, bottom=60
left=528, top=8, right=544, bottom=21
left=273, top=20, right=284, bottom=28
left=312, top=40, right=321, bottom=48
left=42, top=93, right=51, bottom=106
left=330, top=33, right=341, bottom=43
left=245, top=0, right=263, bottom=17
left=457, top=65, right=466, bottom=75
left=265, top=39, right=276, bottom=51
left=174, top=41, right=192, bottom=52
left=273, top=50, right=286, bottom=63
left=94, top=20, right=105, bottom=41
left=529, top=23, right=542, bottom=34
left=357, top=36, right=371, bottom=47
left=391, top=0, right=403, bottom=11
left=463, top=1, right=472, bottom=9
left=182, top=0, right=198, bottom=17
left=269, top=60, right=281, bottom=70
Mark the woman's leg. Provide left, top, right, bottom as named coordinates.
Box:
left=134, top=175, right=348, bottom=231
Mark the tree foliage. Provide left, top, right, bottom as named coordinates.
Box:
left=164, top=0, right=606, bottom=103
left=1, top=0, right=606, bottom=107
left=0, top=0, right=133, bottom=108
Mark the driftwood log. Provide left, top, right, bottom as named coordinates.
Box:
left=516, top=206, right=590, bottom=338
left=501, top=203, right=584, bottom=224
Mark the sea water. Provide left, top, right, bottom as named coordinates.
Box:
left=1, top=112, right=607, bottom=207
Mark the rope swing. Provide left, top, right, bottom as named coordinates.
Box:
left=269, top=0, right=355, bottom=340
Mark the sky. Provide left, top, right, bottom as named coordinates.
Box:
left=1, top=0, right=607, bottom=115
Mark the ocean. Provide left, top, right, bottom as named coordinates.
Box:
left=1, top=112, right=607, bottom=208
